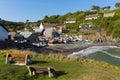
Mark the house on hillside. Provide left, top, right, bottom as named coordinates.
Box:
left=44, top=26, right=59, bottom=38
left=19, top=31, right=32, bottom=39
left=33, top=23, right=45, bottom=33
left=85, top=14, right=98, bottom=20
left=44, top=24, right=66, bottom=38
left=64, top=18, right=76, bottom=23
left=8, top=32, right=16, bottom=40
left=55, top=25, right=65, bottom=34
left=103, top=12, right=115, bottom=17
left=27, top=32, right=42, bottom=43
left=0, top=24, right=8, bottom=40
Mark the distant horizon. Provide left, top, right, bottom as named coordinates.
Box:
left=0, top=0, right=120, bottom=22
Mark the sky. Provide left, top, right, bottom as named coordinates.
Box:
left=0, top=0, right=120, bottom=22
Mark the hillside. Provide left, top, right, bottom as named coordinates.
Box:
left=0, top=49, right=120, bottom=80
left=1, top=9, right=120, bottom=39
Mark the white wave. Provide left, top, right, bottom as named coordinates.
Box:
left=68, top=46, right=120, bottom=57
left=100, top=51, right=120, bottom=59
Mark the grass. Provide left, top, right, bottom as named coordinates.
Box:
left=0, top=49, right=120, bottom=80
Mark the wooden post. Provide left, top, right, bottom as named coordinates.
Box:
left=27, top=66, right=32, bottom=76
left=25, top=55, right=31, bottom=65
left=48, top=67, right=53, bottom=77
left=28, top=55, right=31, bottom=64
left=6, top=54, right=9, bottom=64
left=25, top=54, right=28, bottom=65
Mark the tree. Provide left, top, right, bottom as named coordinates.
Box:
left=115, top=2, right=120, bottom=9
left=112, top=22, right=120, bottom=38
left=48, top=15, right=60, bottom=23
left=57, top=16, right=66, bottom=23
left=103, top=6, right=111, bottom=10
left=42, top=16, right=49, bottom=22
left=107, top=19, right=120, bottom=38
left=66, top=12, right=73, bottom=16
left=26, top=19, right=29, bottom=23
left=106, top=6, right=111, bottom=10
left=91, top=5, right=100, bottom=11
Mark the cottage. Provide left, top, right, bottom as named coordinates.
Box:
left=8, top=32, right=16, bottom=40
left=27, top=32, right=42, bottom=43
left=44, top=27, right=57, bottom=38
left=33, top=23, right=44, bottom=33
left=55, top=25, right=66, bottom=34
left=64, top=18, right=76, bottom=23
left=0, top=24, right=8, bottom=40
left=85, top=14, right=98, bottom=20
left=103, top=12, right=115, bottom=17
left=44, top=24, right=65, bottom=38
left=19, top=31, right=32, bottom=38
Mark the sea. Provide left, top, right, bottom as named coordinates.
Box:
left=69, top=46, right=120, bottom=66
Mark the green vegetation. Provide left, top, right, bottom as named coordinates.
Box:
left=1, top=2, right=120, bottom=38
left=0, top=49, right=120, bottom=80
left=115, top=2, right=120, bottom=9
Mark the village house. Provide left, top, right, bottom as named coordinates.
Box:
left=55, top=25, right=65, bottom=34
left=44, top=26, right=56, bottom=38
left=19, top=31, right=32, bottom=39
left=103, top=12, right=115, bottom=17
left=8, top=32, right=17, bottom=40
left=17, top=23, right=44, bottom=40
left=43, top=25, right=59, bottom=38
left=16, top=23, right=62, bottom=42
left=33, top=23, right=45, bottom=33
left=0, top=24, right=8, bottom=40
left=16, top=23, right=66, bottom=44
left=16, top=27, right=32, bottom=40
left=64, top=18, right=76, bottom=23
left=43, top=23, right=65, bottom=38
left=85, top=14, right=98, bottom=20
left=27, top=32, right=42, bottom=43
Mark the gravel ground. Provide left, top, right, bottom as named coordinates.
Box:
left=40, top=42, right=91, bottom=55
left=0, top=40, right=117, bottom=56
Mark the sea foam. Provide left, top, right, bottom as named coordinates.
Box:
left=68, top=46, right=119, bottom=57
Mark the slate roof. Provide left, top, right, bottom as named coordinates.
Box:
left=0, top=23, right=8, bottom=32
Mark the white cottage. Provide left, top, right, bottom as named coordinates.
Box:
left=33, top=23, right=44, bottom=33
left=103, top=12, right=115, bottom=17
left=44, top=27, right=54, bottom=38
left=0, top=24, right=8, bottom=40
left=64, top=18, right=76, bottom=24
left=85, top=14, right=98, bottom=20
left=19, top=31, right=32, bottom=38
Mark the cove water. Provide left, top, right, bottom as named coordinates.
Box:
left=68, top=46, right=120, bottom=66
